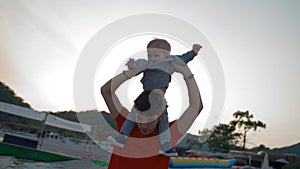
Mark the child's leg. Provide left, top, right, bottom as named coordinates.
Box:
left=158, top=108, right=172, bottom=150
left=107, top=108, right=136, bottom=148
left=158, top=108, right=178, bottom=156
left=120, top=107, right=136, bottom=136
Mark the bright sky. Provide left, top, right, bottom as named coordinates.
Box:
left=0, top=0, right=299, bottom=149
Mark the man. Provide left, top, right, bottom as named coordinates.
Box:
left=101, top=60, right=203, bottom=169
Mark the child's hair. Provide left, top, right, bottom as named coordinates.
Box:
left=147, top=39, right=171, bottom=52
left=133, top=90, right=165, bottom=116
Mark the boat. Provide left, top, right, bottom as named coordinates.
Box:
left=169, top=157, right=236, bottom=168
left=0, top=141, right=79, bottom=162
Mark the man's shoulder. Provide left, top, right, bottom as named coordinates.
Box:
left=114, top=107, right=129, bottom=129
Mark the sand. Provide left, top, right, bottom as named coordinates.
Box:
left=0, top=135, right=111, bottom=169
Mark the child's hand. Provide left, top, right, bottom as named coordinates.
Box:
left=126, top=58, right=136, bottom=69
left=192, top=44, right=202, bottom=54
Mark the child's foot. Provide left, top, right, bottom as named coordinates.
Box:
left=159, top=143, right=178, bottom=157
left=107, top=134, right=126, bottom=148
left=159, top=148, right=178, bottom=157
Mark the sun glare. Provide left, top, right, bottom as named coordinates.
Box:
left=38, top=65, right=74, bottom=111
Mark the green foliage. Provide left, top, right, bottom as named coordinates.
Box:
left=204, top=123, right=241, bottom=152
left=230, top=110, right=266, bottom=132
left=256, top=144, right=270, bottom=151
left=199, top=110, right=267, bottom=152
left=49, top=110, right=79, bottom=122
left=0, top=82, right=31, bottom=108
left=282, top=163, right=300, bottom=169
left=0, top=81, right=38, bottom=130
left=230, top=110, right=266, bottom=149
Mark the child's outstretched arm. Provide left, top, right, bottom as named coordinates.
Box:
left=176, top=44, right=202, bottom=63
left=125, top=58, right=149, bottom=77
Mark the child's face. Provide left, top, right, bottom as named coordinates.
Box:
left=147, top=48, right=170, bottom=62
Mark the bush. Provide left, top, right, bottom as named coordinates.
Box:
left=282, top=163, right=300, bottom=169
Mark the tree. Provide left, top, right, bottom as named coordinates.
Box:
left=202, top=123, right=241, bottom=152
left=230, top=110, right=266, bottom=149
left=252, top=144, right=270, bottom=152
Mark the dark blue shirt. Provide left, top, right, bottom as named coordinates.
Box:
left=141, top=50, right=197, bottom=90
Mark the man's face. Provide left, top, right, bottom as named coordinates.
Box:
left=147, top=48, right=169, bottom=62
left=135, top=112, right=162, bottom=136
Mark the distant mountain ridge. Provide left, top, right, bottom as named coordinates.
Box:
left=269, top=142, right=300, bottom=156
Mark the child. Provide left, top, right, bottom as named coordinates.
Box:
left=108, top=39, right=202, bottom=156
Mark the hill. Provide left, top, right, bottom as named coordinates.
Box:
left=0, top=82, right=31, bottom=108
left=270, top=142, right=300, bottom=156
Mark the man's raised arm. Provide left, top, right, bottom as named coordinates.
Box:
left=101, top=69, right=142, bottom=119
left=172, top=61, right=203, bottom=134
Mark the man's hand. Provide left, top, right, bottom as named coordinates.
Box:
left=125, top=58, right=136, bottom=69
left=192, top=44, right=202, bottom=54
left=172, top=59, right=191, bottom=78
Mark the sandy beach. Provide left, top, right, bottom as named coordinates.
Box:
left=0, top=134, right=111, bottom=169
left=41, top=137, right=111, bottom=169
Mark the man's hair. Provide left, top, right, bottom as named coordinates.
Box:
left=133, top=90, right=165, bottom=116
left=147, top=39, right=171, bottom=52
